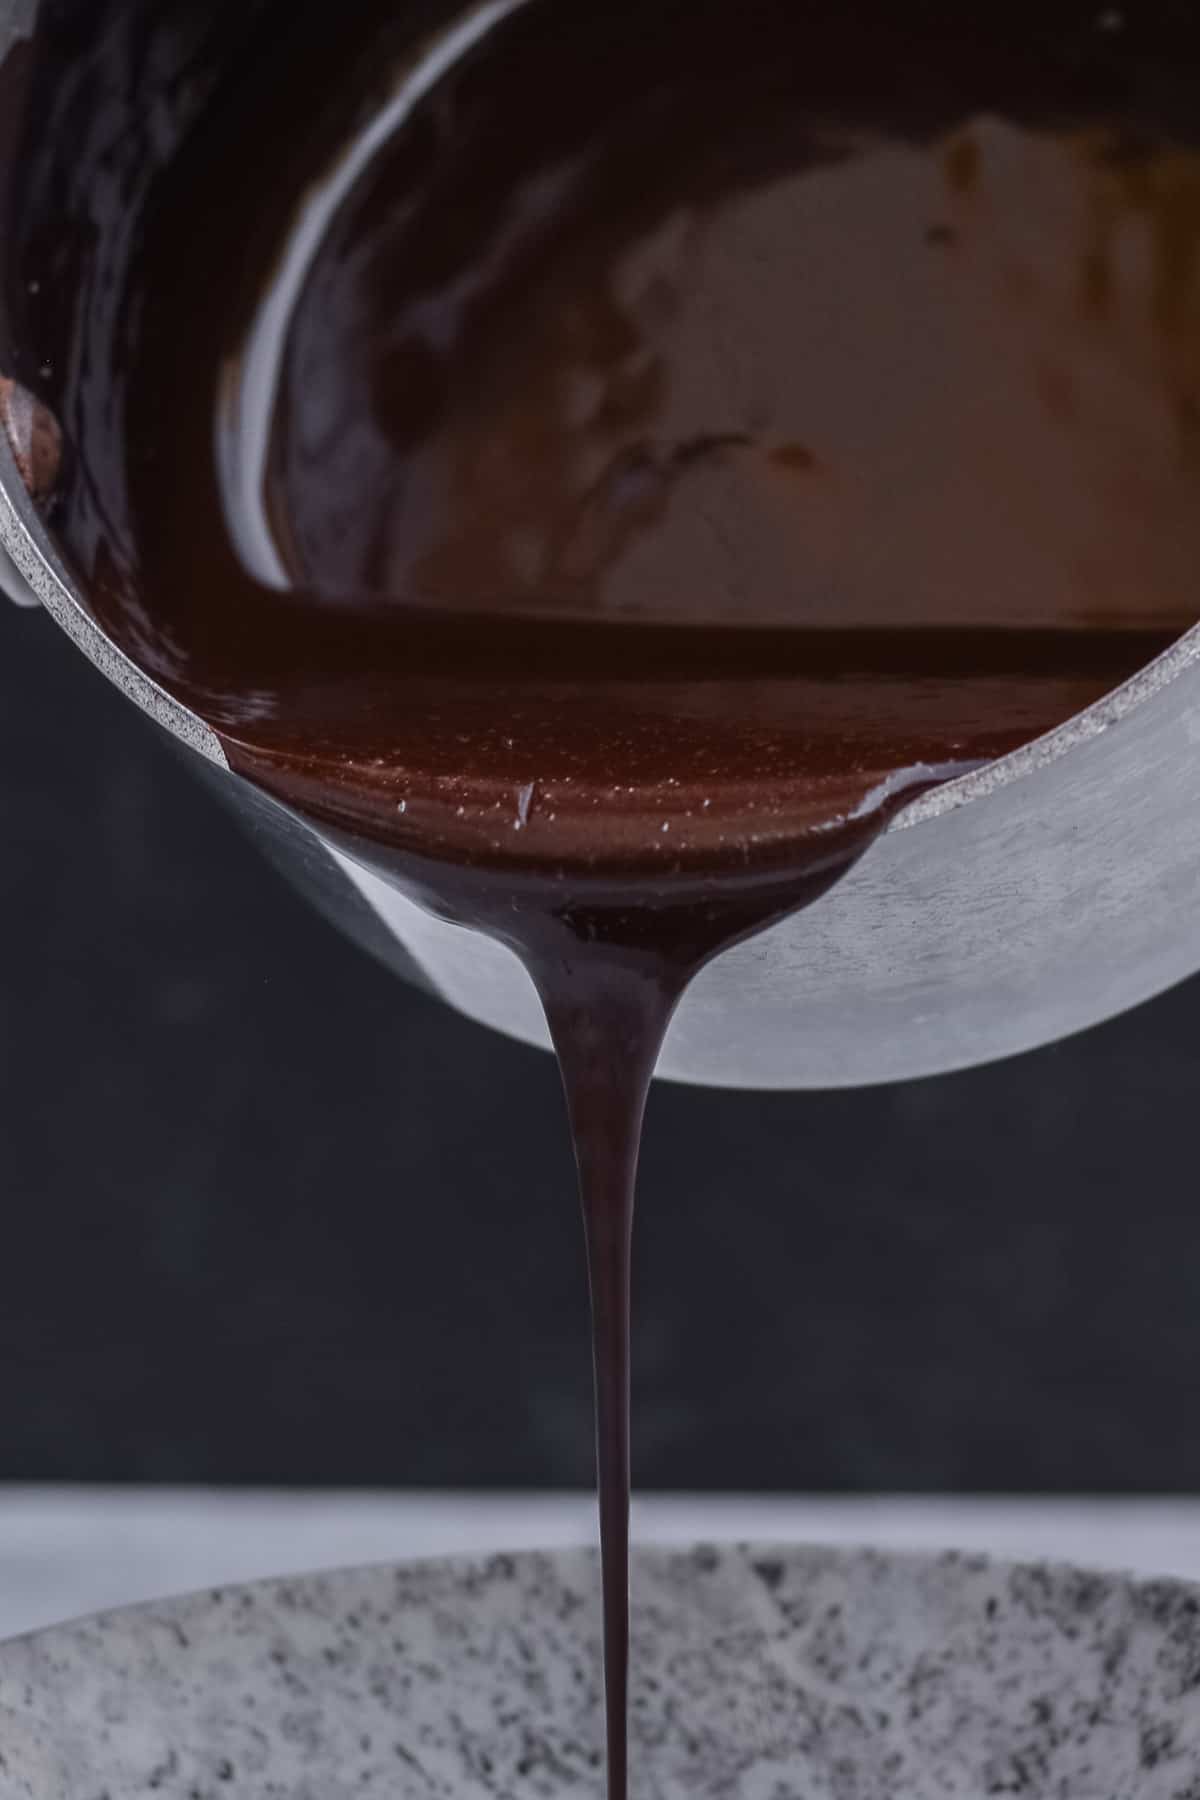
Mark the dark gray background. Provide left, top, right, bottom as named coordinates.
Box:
left=2, top=598, right=1197, bottom=1492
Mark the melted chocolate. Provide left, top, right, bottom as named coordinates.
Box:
left=31, top=2, right=1200, bottom=1792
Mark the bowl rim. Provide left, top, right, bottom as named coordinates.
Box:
left=1, top=1536, right=1194, bottom=1653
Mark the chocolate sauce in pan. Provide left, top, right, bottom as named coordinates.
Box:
left=37, top=1, right=1200, bottom=1790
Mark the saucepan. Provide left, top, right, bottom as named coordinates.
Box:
left=4, top=0, right=1200, bottom=1090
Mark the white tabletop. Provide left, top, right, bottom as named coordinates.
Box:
left=2, top=1490, right=1200, bottom=1642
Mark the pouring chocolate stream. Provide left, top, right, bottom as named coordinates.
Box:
left=30, top=1, right=1200, bottom=1790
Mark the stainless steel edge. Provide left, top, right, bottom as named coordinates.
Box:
left=0, top=531, right=37, bottom=605
left=897, top=620, right=1200, bottom=831
left=667, top=637, right=1200, bottom=1088
left=0, top=432, right=229, bottom=767
left=0, top=3, right=227, bottom=762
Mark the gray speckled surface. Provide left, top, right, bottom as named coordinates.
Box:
left=2, top=1543, right=1200, bottom=1797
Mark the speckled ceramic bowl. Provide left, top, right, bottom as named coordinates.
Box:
left=2, top=1543, right=1199, bottom=1797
